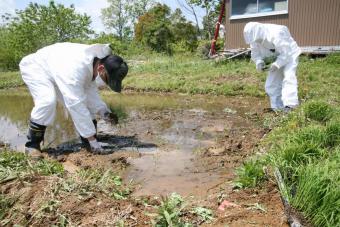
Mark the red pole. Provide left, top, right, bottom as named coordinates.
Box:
left=210, top=0, right=226, bottom=56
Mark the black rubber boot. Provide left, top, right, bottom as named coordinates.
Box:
left=25, top=120, right=46, bottom=159
left=25, top=120, right=46, bottom=150
left=80, top=119, right=97, bottom=146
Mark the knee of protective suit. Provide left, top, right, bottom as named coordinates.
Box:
left=31, top=102, right=57, bottom=126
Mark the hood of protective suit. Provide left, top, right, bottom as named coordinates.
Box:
left=243, top=22, right=267, bottom=44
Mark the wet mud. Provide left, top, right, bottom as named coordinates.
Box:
left=0, top=90, right=288, bottom=226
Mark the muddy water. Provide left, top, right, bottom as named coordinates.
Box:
left=0, top=89, right=266, bottom=196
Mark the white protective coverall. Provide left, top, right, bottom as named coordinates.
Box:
left=243, top=22, right=301, bottom=110
left=19, top=42, right=111, bottom=138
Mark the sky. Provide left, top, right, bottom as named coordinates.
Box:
left=0, top=0, right=205, bottom=32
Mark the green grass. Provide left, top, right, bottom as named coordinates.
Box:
left=290, top=151, right=340, bottom=227
left=234, top=159, right=267, bottom=189
left=237, top=97, right=340, bottom=226
left=0, top=151, right=64, bottom=183
left=232, top=54, right=339, bottom=226
left=303, top=100, right=334, bottom=123
left=125, top=55, right=265, bottom=96
left=1, top=54, right=339, bottom=101
left=0, top=71, right=23, bottom=89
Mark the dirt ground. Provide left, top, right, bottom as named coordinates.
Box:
left=0, top=94, right=289, bottom=226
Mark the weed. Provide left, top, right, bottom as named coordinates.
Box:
left=234, top=159, right=266, bottom=188
left=59, top=168, right=130, bottom=200
left=0, top=194, right=15, bottom=220
left=34, top=159, right=64, bottom=176
left=152, top=193, right=189, bottom=227
left=191, top=207, right=214, bottom=223
left=108, top=104, right=128, bottom=124
left=0, top=151, right=64, bottom=183
left=303, top=101, right=333, bottom=123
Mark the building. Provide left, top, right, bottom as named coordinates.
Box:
left=224, top=0, right=340, bottom=53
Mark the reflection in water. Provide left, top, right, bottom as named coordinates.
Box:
left=0, top=90, right=264, bottom=151
left=0, top=91, right=78, bottom=150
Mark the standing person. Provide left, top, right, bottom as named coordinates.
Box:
left=243, top=22, right=301, bottom=112
left=19, top=42, right=128, bottom=158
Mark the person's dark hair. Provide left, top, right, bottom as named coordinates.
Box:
left=99, top=55, right=128, bottom=92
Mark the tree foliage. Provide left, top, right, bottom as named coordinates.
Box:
left=0, top=1, right=92, bottom=70
left=134, top=4, right=198, bottom=54
left=188, top=0, right=220, bottom=39
left=101, top=0, right=131, bottom=40
left=101, top=0, right=155, bottom=40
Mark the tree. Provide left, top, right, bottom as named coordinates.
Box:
left=101, top=0, right=130, bottom=40
left=128, top=0, right=155, bottom=24
left=175, top=0, right=201, bottom=37
left=188, top=0, right=220, bottom=39
left=102, top=0, right=155, bottom=40
left=135, top=4, right=173, bottom=54
left=134, top=4, right=198, bottom=54
left=0, top=1, right=92, bottom=70
left=170, top=9, right=198, bottom=52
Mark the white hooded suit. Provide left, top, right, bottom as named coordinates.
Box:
left=244, top=22, right=301, bottom=110
left=19, top=42, right=111, bottom=138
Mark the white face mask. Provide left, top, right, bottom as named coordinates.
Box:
left=95, top=72, right=107, bottom=88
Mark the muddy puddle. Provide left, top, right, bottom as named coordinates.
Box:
left=0, top=89, right=291, bottom=226
left=0, top=89, right=267, bottom=197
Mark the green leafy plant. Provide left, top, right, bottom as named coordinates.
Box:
left=234, top=159, right=266, bottom=188
left=191, top=207, right=214, bottom=223
left=152, top=193, right=189, bottom=227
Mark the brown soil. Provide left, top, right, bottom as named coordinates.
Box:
left=0, top=94, right=289, bottom=226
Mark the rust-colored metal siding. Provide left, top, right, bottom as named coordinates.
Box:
left=224, top=0, right=340, bottom=49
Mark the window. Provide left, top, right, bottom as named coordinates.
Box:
left=230, top=0, right=288, bottom=19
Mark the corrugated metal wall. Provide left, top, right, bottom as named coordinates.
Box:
left=224, top=0, right=340, bottom=49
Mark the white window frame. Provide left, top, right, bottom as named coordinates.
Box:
left=230, top=0, right=288, bottom=20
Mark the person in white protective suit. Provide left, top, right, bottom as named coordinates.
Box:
left=19, top=42, right=128, bottom=158
left=243, top=22, right=301, bottom=111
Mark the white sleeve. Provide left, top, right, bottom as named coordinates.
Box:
left=54, top=70, right=96, bottom=138
left=85, top=83, right=109, bottom=118
left=250, top=43, right=264, bottom=65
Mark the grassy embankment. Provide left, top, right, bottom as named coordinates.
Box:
left=235, top=54, right=340, bottom=226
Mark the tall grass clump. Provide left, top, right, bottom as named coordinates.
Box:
left=270, top=125, right=328, bottom=170
left=290, top=151, right=340, bottom=227
left=324, top=120, right=340, bottom=148
left=235, top=159, right=266, bottom=188
left=303, top=101, right=333, bottom=123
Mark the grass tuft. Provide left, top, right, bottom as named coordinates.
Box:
left=303, top=101, right=333, bottom=123
left=235, top=159, right=266, bottom=188
left=291, top=151, right=340, bottom=227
